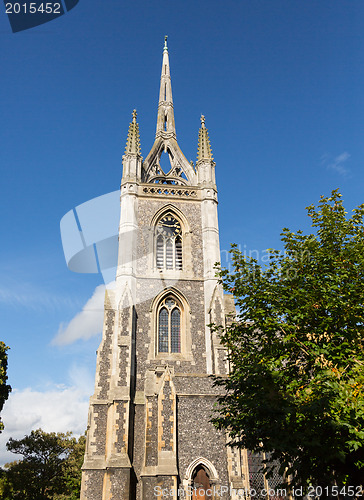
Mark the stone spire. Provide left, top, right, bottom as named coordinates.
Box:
left=143, top=38, right=197, bottom=185
left=197, top=115, right=213, bottom=163
left=125, top=109, right=141, bottom=156
left=155, top=35, right=176, bottom=138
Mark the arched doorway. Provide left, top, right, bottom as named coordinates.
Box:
left=192, top=465, right=212, bottom=500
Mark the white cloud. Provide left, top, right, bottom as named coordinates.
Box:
left=52, top=284, right=105, bottom=345
left=0, top=374, right=93, bottom=466
left=321, top=151, right=351, bottom=177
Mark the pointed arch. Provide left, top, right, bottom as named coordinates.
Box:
left=143, top=137, right=197, bottom=185
left=152, top=209, right=186, bottom=271
left=157, top=366, right=177, bottom=452
left=208, top=284, right=224, bottom=319
left=185, top=457, right=219, bottom=482
left=158, top=148, right=173, bottom=174
left=150, top=287, right=191, bottom=359
left=156, top=295, right=182, bottom=354
left=151, top=204, right=190, bottom=231
left=149, top=205, right=192, bottom=275
left=117, top=282, right=133, bottom=311
left=150, top=286, right=190, bottom=313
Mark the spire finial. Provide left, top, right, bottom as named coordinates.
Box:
left=125, top=109, right=141, bottom=156
left=156, top=36, right=176, bottom=137
left=197, top=114, right=214, bottom=163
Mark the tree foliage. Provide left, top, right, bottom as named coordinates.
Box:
left=0, top=429, right=85, bottom=500
left=0, top=341, right=11, bottom=433
left=212, top=190, right=364, bottom=489
left=54, top=433, right=86, bottom=500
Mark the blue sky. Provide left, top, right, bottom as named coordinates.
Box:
left=1, top=0, right=364, bottom=462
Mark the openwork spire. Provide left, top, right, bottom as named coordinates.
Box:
left=156, top=35, right=176, bottom=138
left=125, top=109, right=141, bottom=155
left=143, top=38, right=197, bottom=185
left=197, top=115, right=213, bottom=163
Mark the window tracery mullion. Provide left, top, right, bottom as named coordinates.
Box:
left=171, top=307, right=180, bottom=353
left=168, top=308, right=171, bottom=353
left=158, top=306, right=169, bottom=353
left=172, top=237, right=175, bottom=269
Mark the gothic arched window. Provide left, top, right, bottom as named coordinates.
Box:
left=157, top=297, right=181, bottom=353
left=155, top=213, right=183, bottom=270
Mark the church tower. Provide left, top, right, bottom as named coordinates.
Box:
left=80, top=38, right=247, bottom=500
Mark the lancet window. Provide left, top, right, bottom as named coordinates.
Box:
left=157, top=296, right=181, bottom=353
left=155, top=213, right=183, bottom=270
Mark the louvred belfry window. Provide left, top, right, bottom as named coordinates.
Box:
left=156, top=213, right=183, bottom=270
left=158, top=297, right=181, bottom=353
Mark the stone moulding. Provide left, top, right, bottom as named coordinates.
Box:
left=184, top=456, right=219, bottom=481
left=140, top=184, right=198, bottom=199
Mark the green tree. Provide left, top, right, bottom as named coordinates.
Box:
left=0, top=341, right=11, bottom=433
left=2, top=429, right=85, bottom=500
left=0, top=466, right=15, bottom=499
left=212, top=190, right=364, bottom=490
left=54, top=433, right=86, bottom=500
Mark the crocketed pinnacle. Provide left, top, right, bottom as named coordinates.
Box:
left=197, top=115, right=213, bottom=163
left=125, top=109, right=141, bottom=155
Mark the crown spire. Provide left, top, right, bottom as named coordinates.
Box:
left=197, top=115, right=213, bottom=163
left=156, top=35, right=176, bottom=138
left=125, top=109, right=141, bottom=156
left=143, top=39, right=197, bottom=185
